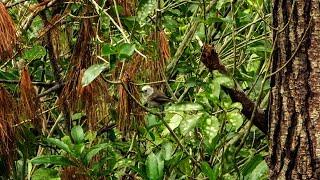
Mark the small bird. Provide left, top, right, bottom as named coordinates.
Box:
left=141, top=85, right=172, bottom=107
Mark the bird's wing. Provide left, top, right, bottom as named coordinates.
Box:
left=149, top=93, right=172, bottom=103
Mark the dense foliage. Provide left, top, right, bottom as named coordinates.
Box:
left=0, top=0, right=271, bottom=179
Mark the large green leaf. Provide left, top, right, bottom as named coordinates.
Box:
left=118, top=43, right=135, bottom=59
left=167, top=103, right=204, bottom=112
left=81, top=64, right=108, bottom=87
left=201, top=162, right=219, bottom=180
left=146, top=153, right=164, bottom=180
left=180, top=113, right=203, bottom=135
left=161, top=114, right=183, bottom=136
left=31, top=155, right=74, bottom=166
left=23, top=45, right=46, bottom=60
left=226, top=111, right=244, bottom=130
left=241, top=154, right=264, bottom=176
left=84, top=143, right=110, bottom=165
left=46, top=138, right=71, bottom=153
left=71, top=125, right=84, bottom=144
left=32, top=168, right=59, bottom=180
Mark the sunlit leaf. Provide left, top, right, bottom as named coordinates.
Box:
left=81, top=64, right=108, bottom=87
left=226, top=111, right=244, bottom=130
left=162, top=114, right=183, bottom=136
left=180, top=113, right=203, bottom=135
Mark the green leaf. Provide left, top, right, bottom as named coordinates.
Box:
left=161, top=142, right=174, bottom=161
left=201, top=162, right=218, bottom=180
left=161, top=114, right=183, bottom=136
left=180, top=113, right=203, bottom=135
left=102, top=44, right=115, bottom=56
left=71, top=112, right=86, bottom=121
left=32, top=168, right=59, bottom=180
left=81, top=64, right=108, bottom=87
left=46, top=138, right=71, bottom=153
left=23, top=45, right=46, bottom=60
left=226, top=111, right=244, bottom=130
left=71, top=125, right=84, bottom=144
left=137, top=0, right=157, bottom=26
left=202, top=116, right=220, bottom=144
left=31, top=155, right=74, bottom=166
left=85, top=143, right=110, bottom=165
left=118, top=43, right=135, bottom=58
left=146, top=153, right=164, bottom=180
left=167, top=103, right=204, bottom=112
left=241, top=154, right=264, bottom=176
left=146, top=153, right=158, bottom=179
left=245, top=160, right=268, bottom=180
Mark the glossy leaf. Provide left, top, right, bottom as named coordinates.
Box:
left=81, top=64, right=108, bottom=87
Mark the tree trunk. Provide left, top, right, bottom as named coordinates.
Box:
left=269, top=0, right=320, bottom=179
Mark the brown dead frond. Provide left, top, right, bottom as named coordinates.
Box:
left=0, top=86, right=19, bottom=174
left=0, top=2, right=17, bottom=61
left=59, top=18, right=111, bottom=130
left=159, top=30, right=171, bottom=62
left=78, top=70, right=111, bottom=130
left=19, top=67, right=46, bottom=132
left=117, top=72, right=144, bottom=137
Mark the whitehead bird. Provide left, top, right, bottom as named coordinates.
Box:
left=141, top=85, right=172, bottom=107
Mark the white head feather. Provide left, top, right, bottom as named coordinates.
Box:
left=142, top=85, right=154, bottom=97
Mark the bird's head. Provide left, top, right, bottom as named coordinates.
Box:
left=141, top=85, right=154, bottom=97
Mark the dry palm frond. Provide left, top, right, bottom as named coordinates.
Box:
left=59, top=18, right=110, bottom=130
left=0, top=86, right=18, bottom=174
left=0, top=2, right=17, bottom=61
left=19, top=67, right=46, bottom=132
left=159, top=30, right=171, bottom=62
left=117, top=72, right=144, bottom=137
left=78, top=70, right=111, bottom=130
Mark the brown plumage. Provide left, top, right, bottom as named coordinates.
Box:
left=141, top=85, right=172, bottom=107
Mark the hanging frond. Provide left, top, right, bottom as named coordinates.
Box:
left=0, top=2, right=17, bottom=61
left=0, top=86, right=18, bottom=174
left=19, top=67, right=46, bottom=132
left=59, top=17, right=110, bottom=130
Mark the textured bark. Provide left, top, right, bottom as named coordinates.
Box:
left=269, top=0, right=320, bottom=179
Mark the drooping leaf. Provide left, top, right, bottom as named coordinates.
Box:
left=84, top=143, right=110, bottom=165
left=31, top=155, right=74, bottom=166
left=241, top=154, right=264, bottom=176
left=46, top=138, right=71, bottom=153
left=81, top=64, right=108, bottom=87
left=71, top=125, right=84, bottom=144
left=201, top=162, right=218, bottom=180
